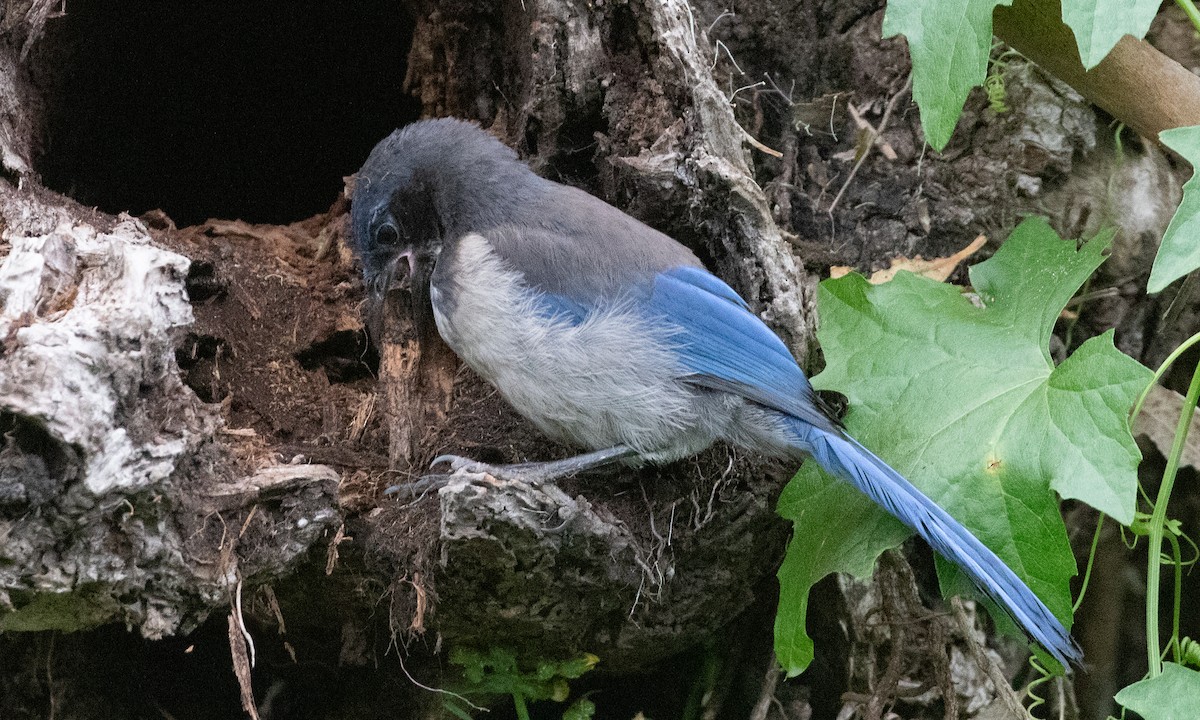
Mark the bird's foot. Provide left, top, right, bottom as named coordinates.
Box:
left=382, top=445, right=638, bottom=497
left=425, top=454, right=575, bottom=484
left=382, top=456, right=550, bottom=498
left=434, top=445, right=638, bottom=483
left=381, top=473, right=453, bottom=498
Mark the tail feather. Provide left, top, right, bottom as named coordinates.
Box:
left=792, top=420, right=1083, bottom=669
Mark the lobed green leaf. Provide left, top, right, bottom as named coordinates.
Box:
left=1148, top=125, right=1200, bottom=294
left=1114, top=663, right=1200, bottom=720
left=1060, top=0, right=1159, bottom=69
left=883, top=0, right=1010, bottom=150
left=775, top=217, right=1150, bottom=675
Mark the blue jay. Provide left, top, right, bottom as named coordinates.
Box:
left=351, top=118, right=1082, bottom=669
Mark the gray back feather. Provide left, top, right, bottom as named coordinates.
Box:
left=358, top=118, right=702, bottom=302
left=486, top=184, right=702, bottom=300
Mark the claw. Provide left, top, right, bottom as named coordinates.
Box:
left=382, top=457, right=462, bottom=495
left=430, top=454, right=468, bottom=470
left=383, top=474, right=446, bottom=497
left=422, top=446, right=637, bottom=485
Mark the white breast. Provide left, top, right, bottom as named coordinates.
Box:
left=430, top=233, right=717, bottom=461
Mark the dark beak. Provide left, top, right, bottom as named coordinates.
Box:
left=364, top=249, right=416, bottom=342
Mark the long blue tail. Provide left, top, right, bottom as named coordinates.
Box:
left=790, top=420, right=1083, bottom=668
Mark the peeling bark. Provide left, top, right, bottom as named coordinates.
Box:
left=0, top=188, right=340, bottom=637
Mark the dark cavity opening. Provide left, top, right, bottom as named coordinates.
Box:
left=39, top=1, right=422, bottom=227
left=0, top=412, right=80, bottom=510
left=294, top=330, right=379, bottom=384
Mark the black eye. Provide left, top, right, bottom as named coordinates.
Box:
left=374, top=223, right=400, bottom=246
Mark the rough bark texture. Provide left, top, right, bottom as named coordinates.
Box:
left=0, top=1, right=1196, bottom=719
left=0, top=179, right=342, bottom=638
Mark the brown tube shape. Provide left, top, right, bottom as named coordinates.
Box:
left=994, top=0, right=1200, bottom=143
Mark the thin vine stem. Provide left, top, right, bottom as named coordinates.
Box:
left=1177, top=0, right=1200, bottom=35
left=1073, top=513, right=1105, bottom=613
left=1130, top=330, right=1200, bottom=423
left=513, top=692, right=530, bottom=720
left=1169, top=531, right=1184, bottom=664
left=1145, top=355, right=1200, bottom=677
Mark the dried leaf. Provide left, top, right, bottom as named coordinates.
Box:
left=1133, top=384, right=1200, bottom=470
left=830, top=235, right=986, bottom=283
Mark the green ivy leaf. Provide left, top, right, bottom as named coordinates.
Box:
left=883, top=0, right=1013, bottom=151
left=562, top=698, right=597, bottom=720
left=774, top=217, right=1150, bottom=676
left=450, top=647, right=598, bottom=703
left=1115, top=664, right=1200, bottom=720
left=775, top=469, right=911, bottom=671
left=1148, top=125, right=1200, bottom=294
left=1061, top=0, right=1159, bottom=69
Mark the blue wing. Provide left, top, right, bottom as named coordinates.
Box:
left=532, top=264, right=837, bottom=430
left=645, top=266, right=839, bottom=432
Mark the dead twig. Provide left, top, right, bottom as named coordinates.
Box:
left=325, top=522, right=349, bottom=575
left=262, top=585, right=287, bottom=636
left=407, top=572, right=429, bottom=634
left=847, top=103, right=899, bottom=161
left=826, top=74, right=913, bottom=216
left=749, top=661, right=782, bottom=720
left=227, top=611, right=261, bottom=720
left=950, top=597, right=1027, bottom=718
left=742, top=129, right=784, bottom=158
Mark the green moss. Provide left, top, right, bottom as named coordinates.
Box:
left=0, top=587, right=117, bottom=633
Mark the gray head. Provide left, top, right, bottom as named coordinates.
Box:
left=351, top=118, right=531, bottom=312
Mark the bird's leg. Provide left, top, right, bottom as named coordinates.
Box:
left=384, top=445, right=638, bottom=497
left=433, top=445, right=639, bottom=481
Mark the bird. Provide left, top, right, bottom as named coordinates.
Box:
left=350, top=117, right=1083, bottom=669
